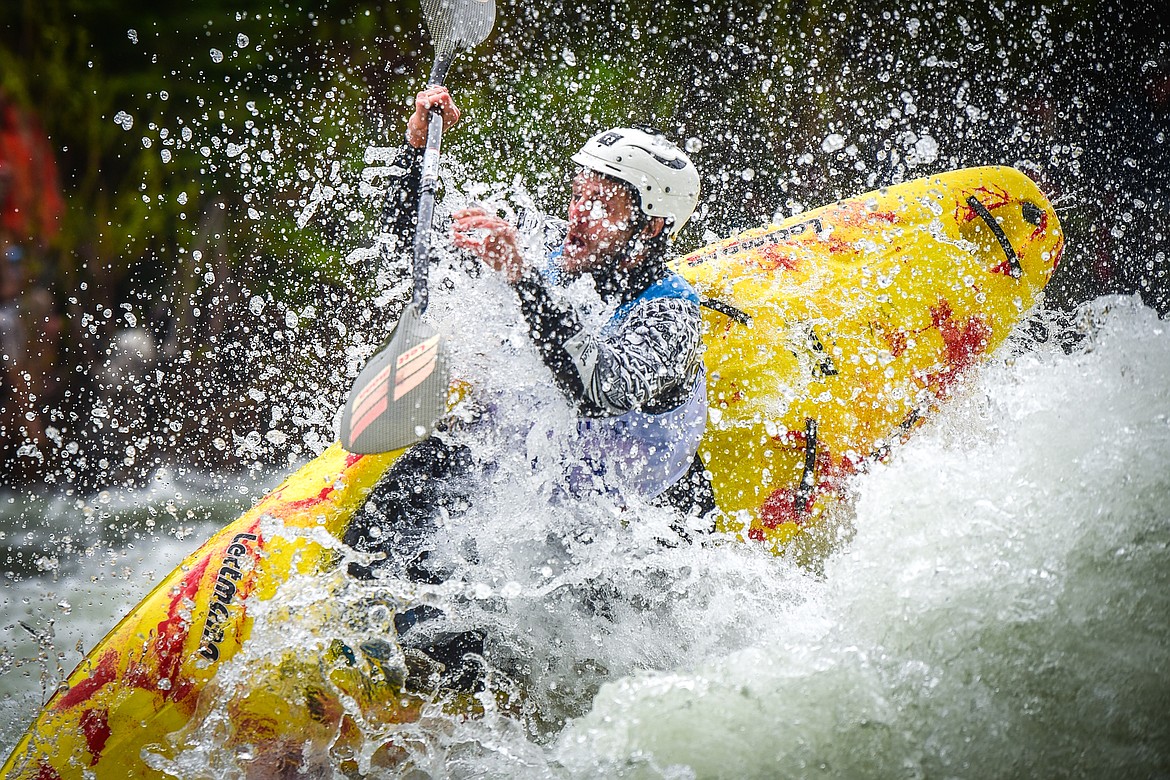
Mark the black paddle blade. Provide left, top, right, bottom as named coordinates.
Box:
left=339, top=304, right=449, bottom=454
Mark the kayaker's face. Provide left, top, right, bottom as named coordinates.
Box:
left=562, top=171, right=638, bottom=277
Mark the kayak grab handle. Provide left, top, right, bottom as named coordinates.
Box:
left=700, top=297, right=751, bottom=325
left=795, top=417, right=818, bottom=518
left=966, top=195, right=1023, bottom=280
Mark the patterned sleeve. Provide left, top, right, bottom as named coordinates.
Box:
left=564, top=296, right=704, bottom=415
left=511, top=270, right=703, bottom=417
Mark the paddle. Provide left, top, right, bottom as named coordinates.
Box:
left=339, top=0, right=495, bottom=454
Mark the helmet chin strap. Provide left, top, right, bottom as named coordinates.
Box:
left=613, top=210, right=670, bottom=270
left=615, top=215, right=648, bottom=268
left=591, top=211, right=672, bottom=303
left=592, top=172, right=669, bottom=278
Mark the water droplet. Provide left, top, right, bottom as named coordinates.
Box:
left=236, top=33, right=250, bottom=48
left=821, top=133, right=846, bottom=153
left=210, top=48, right=224, bottom=63
left=561, top=48, right=576, bottom=66
left=913, top=134, right=939, bottom=164
left=127, top=29, right=138, bottom=44
left=113, top=111, right=134, bottom=131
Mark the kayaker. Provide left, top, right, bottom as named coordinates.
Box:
left=345, top=85, right=713, bottom=690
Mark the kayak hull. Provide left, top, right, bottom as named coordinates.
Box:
left=684, top=166, right=1060, bottom=549
left=2, top=166, right=1062, bottom=777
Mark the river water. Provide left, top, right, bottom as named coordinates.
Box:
left=2, top=291, right=1168, bottom=777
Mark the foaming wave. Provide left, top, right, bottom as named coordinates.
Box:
left=553, top=297, right=1170, bottom=778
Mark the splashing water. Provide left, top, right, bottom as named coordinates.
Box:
left=550, top=298, right=1170, bottom=778
left=2, top=3, right=1168, bottom=772
left=7, top=263, right=1166, bottom=778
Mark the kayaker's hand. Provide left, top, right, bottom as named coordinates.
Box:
left=406, top=86, right=460, bottom=149
left=452, top=207, right=526, bottom=283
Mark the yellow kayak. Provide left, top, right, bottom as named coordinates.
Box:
left=1, top=166, right=1061, bottom=778
left=687, top=165, right=1061, bottom=550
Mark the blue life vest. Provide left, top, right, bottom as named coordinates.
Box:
left=571, top=273, right=708, bottom=500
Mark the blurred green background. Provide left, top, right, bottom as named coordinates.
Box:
left=1, top=0, right=1167, bottom=490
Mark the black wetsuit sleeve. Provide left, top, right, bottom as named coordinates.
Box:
left=379, top=144, right=425, bottom=250
left=511, top=268, right=600, bottom=413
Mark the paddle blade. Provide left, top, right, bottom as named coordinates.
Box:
left=339, top=304, right=449, bottom=454
left=422, top=0, right=495, bottom=60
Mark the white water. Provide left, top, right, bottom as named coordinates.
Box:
left=7, top=291, right=1167, bottom=777
left=550, top=297, right=1170, bottom=778
left=368, top=293, right=1169, bottom=779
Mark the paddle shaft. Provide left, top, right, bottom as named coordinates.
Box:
left=410, top=54, right=456, bottom=314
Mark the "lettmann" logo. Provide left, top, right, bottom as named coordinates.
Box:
left=198, top=532, right=258, bottom=662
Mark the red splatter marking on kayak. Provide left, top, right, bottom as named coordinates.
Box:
left=748, top=244, right=800, bottom=272
left=52, top=649, right=118, bottom=710
left=955, top=185, right=1012, bottom=222
left=1024, top=209, right=1063, bottom=275
left=883, top=328, right=909, bottom=357
left=1029, top=208, right=1049, bottom=242
left=757, top=488, right=806, bottom=532
left=924, top=298, right=991, bottom=394
left=280, top=456, right=365, bottom=511
left=754, top=443, right=856, bottom=537
left=151, top=592, right=200, bottom=701
left=33, top=761, right=61, bottom=780
left=79, top=707, right=110, bottom=765
left=283, top=484, right=341, bottom=511
left=989, top=258, right=1017, bottom=277
left=1049, top=234, right=1064, bottom=271
left=822, top=234, right=854, bottom=255
left=825, top=201, right=899, bottom=228
left=122, top=555, right=211, bottom=705
left=264, top=452, right=366, bottom=508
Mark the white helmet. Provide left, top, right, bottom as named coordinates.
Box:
left=571, top=127, right=701, bottom=236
